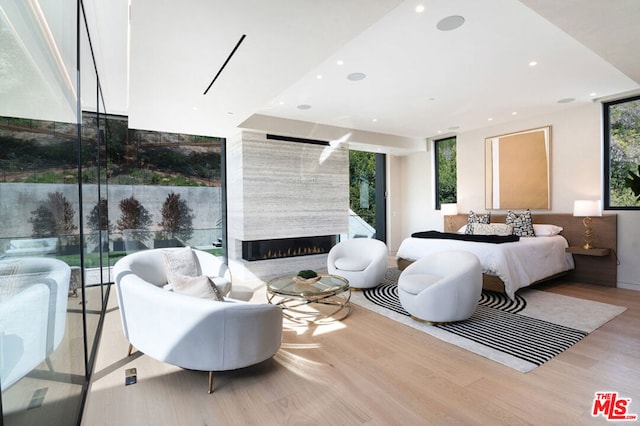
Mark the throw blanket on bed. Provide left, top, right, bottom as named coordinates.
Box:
left=411, top=230, right=520, bottom=244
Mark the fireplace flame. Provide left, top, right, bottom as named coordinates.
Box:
left=262, top=245, right=324, bottom=260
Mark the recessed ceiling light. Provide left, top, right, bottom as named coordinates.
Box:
left=415, top=4, right=425, bottom=13
left=428, top=97, right=436, bottom=101
left=337, top=60, right=344, bottom=66
left=372, top=118, right=378, bottom=122
left=297, top=104, right=311, bottom=110
left=512, top=111, right=518, bottom=115
left=316, top=74, right=323, bottom=80
left=529, top=61, right=537, bottom=67
left=278, top=101, right=285, bottom=105
left=437, top=15, right=465, bottom=31
left=558, top=98, right=575, bottom=104
left=488, top=117, right=493, bottom=121
left=227, top=112, right=233, bottom=115
left=347, top=72, right=366, bottom=81
left=448, top=126, right=460, bottom=130
left=437, top=130, right=443, bottom=134
left=590, top=92, right=597, bottom=97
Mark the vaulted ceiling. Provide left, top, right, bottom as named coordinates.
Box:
left=2, top=0, right=639, bottom=153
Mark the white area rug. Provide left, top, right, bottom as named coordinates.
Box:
left=350, top=269, right=627, bottom=373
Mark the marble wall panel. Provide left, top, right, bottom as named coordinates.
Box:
left=228, top=131, right=349, bottom=242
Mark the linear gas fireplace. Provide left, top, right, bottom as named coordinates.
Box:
left=242, top=235, right=337, bottom=261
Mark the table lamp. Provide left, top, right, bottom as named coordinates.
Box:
left=441, top=203, right=458, bottom=232
left=573, top=200, right=602, bottom=249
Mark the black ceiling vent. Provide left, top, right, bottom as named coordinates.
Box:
left=266, top=134, right=329, bottom=146
left=203, top=34, right=246, bottom=95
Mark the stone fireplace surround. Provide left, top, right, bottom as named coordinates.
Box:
left=227, top=131, right=349, bottom=285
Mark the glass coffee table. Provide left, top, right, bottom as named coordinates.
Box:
left=266, top=274, right=351, bottom=323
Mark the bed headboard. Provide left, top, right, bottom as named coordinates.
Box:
left=444, top=212, right=618, bottom=286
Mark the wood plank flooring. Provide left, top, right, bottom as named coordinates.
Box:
left=81, top=277, right=640, bottom=425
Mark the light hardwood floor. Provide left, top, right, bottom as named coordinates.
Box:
left=81, top=274, right=640, bottom=425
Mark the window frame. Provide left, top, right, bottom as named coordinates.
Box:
left=434, top=136, right=457, bottom=210
left=603, top=94, right=640, bottom=210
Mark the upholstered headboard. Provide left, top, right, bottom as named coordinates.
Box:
left=444, top=213, right=615, bottom=250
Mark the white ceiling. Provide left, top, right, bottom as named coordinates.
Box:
left=3, top=0, right=640, bottom=154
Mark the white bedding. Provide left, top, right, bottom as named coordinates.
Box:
left=396, top=235, right=575, bottom=299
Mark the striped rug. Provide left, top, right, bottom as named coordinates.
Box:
left=352, top=268, right=625, bottom=372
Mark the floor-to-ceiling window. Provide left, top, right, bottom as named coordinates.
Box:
left=434, top=136, right=457, bottom=210
left=604, top=95, right=640, bottom=210
left=0, top=1, right=108, bottom=423
left=106, top=123, right=225, bottom=258
left=348, top=150, right=386, bottom=241
left=1, top=1, right=227, bottom=424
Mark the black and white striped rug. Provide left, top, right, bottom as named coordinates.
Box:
left=353, top=269, right=625, bottom=372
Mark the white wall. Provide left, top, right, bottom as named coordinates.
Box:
left=394, top=102, right=640, bottom=290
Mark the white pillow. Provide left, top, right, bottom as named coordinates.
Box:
left=471, top=223, right=513, bottom=236
left=164, top=276, right=230, bottom=296
left=170, top=274, right=224, bottom=301
left=533, top=224, right=563, bottom=237
left=162, top=247, right=200, bottom=283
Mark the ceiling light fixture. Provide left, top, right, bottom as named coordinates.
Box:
left=437, top=15, right=465, bottom=31
left=316, top=74, right=323, bottom=80
left=297, top=104, right=311, bottom=110
left=529, top=61, right=537, bottom=67
left=347, top=72, right=366, bottom=81
left=512, top=112, right=518, bottom=115
left=337, top=60, right=344, bottom=66
left=416, top=4, right=425, bottom=13
left=558, top=98, right=575, bottom=104
left=590, top=92, right=597, bottom=97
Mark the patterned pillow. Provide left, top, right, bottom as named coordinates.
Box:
left=505, top=210, right=535, bottom=237
left=465, top=211, right=491, bottom=235
left=471, top=223, right=514, bottom=236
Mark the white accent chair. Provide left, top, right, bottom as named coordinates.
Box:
left=0, top=257, right=70, bottom=390
left=397, top=250, right=482, bottom=323
left=113, top=248, right=283, bottom=393
left=327, top=238, right=388, bottom=289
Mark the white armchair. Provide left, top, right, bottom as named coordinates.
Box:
left=113, top=248, right=283, bottom=393
left=327, top=238, right=388, bottom=289
left=397, top=250, right=482, bottom=323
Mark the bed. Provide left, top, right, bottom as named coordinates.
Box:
left=396, top=212, right=614, bottom=299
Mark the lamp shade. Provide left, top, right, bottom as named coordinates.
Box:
left=573, top=200, right=602, bottom=217
left=441, top=203, right=458, bottom=216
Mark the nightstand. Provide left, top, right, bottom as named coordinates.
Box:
left=565, top=246, right=616, bottom=286
left=565, top=246, right=611, bottom=256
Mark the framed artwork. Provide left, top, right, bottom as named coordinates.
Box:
left=484, top=126, right=551, bottom=210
